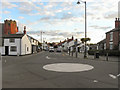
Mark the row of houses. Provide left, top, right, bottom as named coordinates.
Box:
left=51, top=18, right=120, bottom=53
left=0, top=19, right=40, bottom=56
left=97, top=18, right=120, bottom=51
left=56, top=36, right=89, bottom=53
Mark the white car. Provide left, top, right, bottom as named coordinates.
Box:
left=49, top=47, right=54, bottom=52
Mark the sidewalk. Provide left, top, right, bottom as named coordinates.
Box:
left=65, top=52, right=120, bottom=62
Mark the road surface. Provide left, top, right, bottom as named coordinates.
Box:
left=2, top=51, right=119, bottom=88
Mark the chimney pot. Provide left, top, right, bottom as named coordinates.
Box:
left=115, top=18, right=117, bottom=21
left=118, top=18, right=120, bottom=21
left=23, top=26, right=26, bottom=34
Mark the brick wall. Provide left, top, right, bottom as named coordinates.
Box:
left=4, top=20, right=18, bottom=35
left=106, top=33, right=110, bottom=50
left=113, top=31, right=119, bottom=49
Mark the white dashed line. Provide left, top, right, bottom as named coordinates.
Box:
left=109, top=74, right=117, bottom=79
left=46, top=56, right=50, bottom=59
left=93, top=80, right=98, bottom=83
left=117, top=74, right=120, bottom=77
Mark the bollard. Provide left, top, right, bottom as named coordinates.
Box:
left=69, top=49, right=70, bottom=56
left=17, top=53, right=19, bottom=56
left=106, top=53, right=109, bottom=61
left=0, top=53, right=1, bottom=61
left=75, top=47, right=77, bottom=58
left=72, top=51, right=73, bottom=56
left=76, top=51, right=77, bottom=58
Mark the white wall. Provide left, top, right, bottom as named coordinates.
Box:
left=4, top=38, right=21, bottom=55
left=21, top=34, right=31, bottom=55
left=68, top=40, right=74, bottom=47
left=63, top=42, right=68, bottom=50
left=0, top=47, right=5, bottom=55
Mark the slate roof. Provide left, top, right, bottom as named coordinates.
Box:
left=106, top=28, right=120, bottom=34
left=97, top=39, right=106, bottom=44
left=3, top=34, right=24, bottom=38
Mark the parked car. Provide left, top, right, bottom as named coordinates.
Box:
left=49, top=47, right=54, bottom=52
left=56, top=48, right=62, bottom=52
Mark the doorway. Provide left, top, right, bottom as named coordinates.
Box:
left=5, top=46, right=9, bottom=55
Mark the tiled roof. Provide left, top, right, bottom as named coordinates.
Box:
left=27, top=35, right=39, bottom=42
left=97, top=39, right=106, bottom=44
left=106, top=28, right=120, bottom=34
left=3, top=34, right=24, bottom=38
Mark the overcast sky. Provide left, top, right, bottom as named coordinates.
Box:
left=0, top=0, right=119, bottom=43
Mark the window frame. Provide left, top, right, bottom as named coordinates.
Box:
left=10, top=46, right=17, bottom=52
left=9, top=38, right=15, bottom=43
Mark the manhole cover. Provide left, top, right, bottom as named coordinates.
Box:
left=43, top=63, right=94, bottom=72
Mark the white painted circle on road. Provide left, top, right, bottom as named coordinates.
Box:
left=43, top=63, right=94, bottom=72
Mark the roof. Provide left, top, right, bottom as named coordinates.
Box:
left=67, top=38, right=73, bottom=43
left=27, top=35, right=39, bottom=42
left=106, top=28, right=120, bottom=34
left=97, top=39, right=106, bottom=44
left=3, top=34, right=24, bottom=38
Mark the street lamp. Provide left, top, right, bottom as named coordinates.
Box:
left=41, top=31, right=45, bottom=51
left=77, top=0, right=87, bottom=58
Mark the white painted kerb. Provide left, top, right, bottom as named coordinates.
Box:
left=43, top=63, right=94, bottom=72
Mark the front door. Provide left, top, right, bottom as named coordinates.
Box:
left=5, top=46, right=9, bottom=55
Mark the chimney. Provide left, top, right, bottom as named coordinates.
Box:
left=23, top=26, right=26, bottom=34
left=17, top=27, right=19, bottom=32
left=72, top=36, right=74, bottom=40
left=115, top=18, right=120, bottom=28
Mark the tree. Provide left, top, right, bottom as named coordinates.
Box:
left=81, top=38, right=91, bottom=43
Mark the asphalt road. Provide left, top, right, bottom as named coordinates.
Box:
left=2, top=51, right=119, bottom=88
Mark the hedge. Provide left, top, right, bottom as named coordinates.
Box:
left=88, top=50, right=120, bottom=56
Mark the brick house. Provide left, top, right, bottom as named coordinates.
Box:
left=106, top=18, right=120, bottom=50
left=97, top=39, right=106, bottom=50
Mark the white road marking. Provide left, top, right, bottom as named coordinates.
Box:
left=117, top=74, right=120, bottom=77
left=43, top=63, right=94, bottom=72
left=93, top=80, right=98, bottom=83
left=5, top=60, right=6, bottom=63
left=109, top=74, right=117, bottom=79
left=46, top=56, right=50, bottom=59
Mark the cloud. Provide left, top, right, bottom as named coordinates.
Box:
left=27, top=30, right=84, bottom=38
left=104, top=12, right=117, bottom=19
left=90, top=25, right=112, bottom=30
left=3, top=10, right=11, bottom=14
left=18, top=16, right=24, bottom=19
left=2, top=2, right=18, bottom=9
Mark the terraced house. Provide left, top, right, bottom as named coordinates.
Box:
left=106, top=18, right=120, bottom=51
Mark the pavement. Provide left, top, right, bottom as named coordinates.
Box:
left=67, top=52, right=120, bottom=62
left=2, top=51, right=120, bottom=88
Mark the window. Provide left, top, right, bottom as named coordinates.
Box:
left=10, top=38, right=15, bottom=43
left=8, top=23, right=10, bottom=26
left=11, top=46, right=17, bottom=51
left=110, top=32, right=113, bottom=41
left=109, top=42, right=113, bottom=50
left=104, top=43, right=106, bottom=50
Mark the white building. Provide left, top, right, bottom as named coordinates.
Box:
left=0, top=34, right=31, bottom=55
left=27, top=35, right=39, bottom=53
left=42, top=41, right=48, bottom=50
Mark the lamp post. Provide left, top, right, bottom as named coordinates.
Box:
left=41, top=31, right=45, bottom=51
left=77, top=0, right=87, bottom=58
